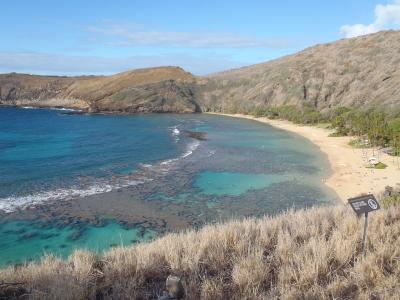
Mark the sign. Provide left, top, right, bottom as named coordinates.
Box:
left=348, top=194, right=380, bottom=216
left=348, top=194, right=380, bottom=257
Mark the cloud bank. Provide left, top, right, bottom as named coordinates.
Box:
left=88, top=23, right=291, bottom=49
left=341, top=0, right=400, bottom=38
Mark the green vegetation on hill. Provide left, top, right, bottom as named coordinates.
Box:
left=0, top=204, right=399, bottom=299
left=250, top=103, right=326, bottom=124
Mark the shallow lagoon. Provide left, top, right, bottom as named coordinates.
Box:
left=194, top=171, right=283, bottom=196
left=0, top=107, right=338, bottom=265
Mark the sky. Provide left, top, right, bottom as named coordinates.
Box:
left=1, top=0, right=400, bottom=75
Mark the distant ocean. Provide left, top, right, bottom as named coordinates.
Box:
left=0, top=107, right=337, bottom=265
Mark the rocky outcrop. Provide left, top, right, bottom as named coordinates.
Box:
left=0, top=67, right=199, bottom=113
left=0, top=73, right=85, bottom=109
left=93, top=80, right=200, bottom=113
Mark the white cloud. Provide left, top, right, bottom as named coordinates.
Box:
left=0, top=51, right=248, bottom=76
left=87, top=22, right=291, bottom=49
left=340, top=0, right=400, bottom=38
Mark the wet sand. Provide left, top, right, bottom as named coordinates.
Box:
left=209, top=113, right=400, bottom=201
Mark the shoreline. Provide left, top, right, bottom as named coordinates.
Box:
left=207, top=112, right=400, bottom=202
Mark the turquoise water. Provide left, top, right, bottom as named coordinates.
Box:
left=0, top=107, right=337, bottom=266
left=194, top=171, right=282, bottom=196
left=0, top=107, right=187, bottom=210
left=0, top=220, right=155, bottom=266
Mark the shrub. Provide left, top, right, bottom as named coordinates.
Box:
left=366, top=162, right=388, bottom=169
left=348, top=138, right=369, bottom=148
left=328, top=131, right=346, bottom=137
left=382, top=194, right=400, bottom=208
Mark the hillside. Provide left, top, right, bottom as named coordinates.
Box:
left=2, top=31, right=400, bottom=115
left=199, top=30, right=400, bottom=114
left=1, top=204, right=399, bottom=299
left=0, top=67, right=199, bottom=113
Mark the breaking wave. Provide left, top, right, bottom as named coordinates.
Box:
left=0, top=127, right=201, bottom=213
left=0, top=178, right=145, bottom=213
left=170, top=125, right=181, bottom=142
left=160, top=140, right=200, bottom=166
left=21, top=106, right=81, bottom=112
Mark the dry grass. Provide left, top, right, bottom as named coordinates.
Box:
left=1, top=204, right=399, bottom=299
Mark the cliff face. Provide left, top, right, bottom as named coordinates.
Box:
left=198, top=30, right=400, bottom=115
left=0, top=67, right=199, bottom=113
left=1, top=31, right=400, bottom=114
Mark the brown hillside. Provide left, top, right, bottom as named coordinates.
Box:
left=0, top=67, right=198, bottom=113
left=199, top=30, right=400, bottom=114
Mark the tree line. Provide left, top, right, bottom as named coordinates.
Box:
left=248, top=105, right=400, bottom=156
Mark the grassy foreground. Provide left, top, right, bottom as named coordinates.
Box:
left=1, top=205, right=399, bottom=299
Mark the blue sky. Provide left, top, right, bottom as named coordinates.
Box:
left=1, top=0, right=399, bottom=75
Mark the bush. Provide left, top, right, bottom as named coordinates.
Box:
left=328, top=131, right=346, bottom=137
left=366, top=162, right=388, bottom=169
left=250, top=106, right=269, bottom=117
left=382, top=194, right=400, bottom=208
left=348, top=138, right=369, bottom=148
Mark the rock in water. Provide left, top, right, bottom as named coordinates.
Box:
left=185, top=131, right=207, bottom=141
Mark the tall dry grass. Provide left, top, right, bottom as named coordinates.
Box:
left=1, top=204, right=399, bottom=299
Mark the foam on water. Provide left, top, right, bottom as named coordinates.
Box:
left=0, top=144, right=215, bottom=211
left=146, top=139, right=200, bottom=179
left=22, top=106, right=81, bottom=112
left=172, top=127, right=180, bottom=136
left=160, top=140, right=200, bottom=165
left=49, top=107, right=82, bottom=112
left=170, top=125, right=181, bottom=142
left=0, top=178, right=145, bottom=213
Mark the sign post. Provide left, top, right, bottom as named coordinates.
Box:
left=348, top=194, right=380, bottom=257
left=361, top=212, right=368, bottom=256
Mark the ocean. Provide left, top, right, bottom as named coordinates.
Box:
left=0, top=107, right=337, bottom=265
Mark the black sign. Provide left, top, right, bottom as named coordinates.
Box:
left=348, top=194, right=380, bottom=216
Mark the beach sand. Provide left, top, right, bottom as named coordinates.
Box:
left=208, top=113, right=400, bottom=202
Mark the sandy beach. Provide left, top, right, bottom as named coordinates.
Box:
left=208, top=113, right=400, bottom=202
